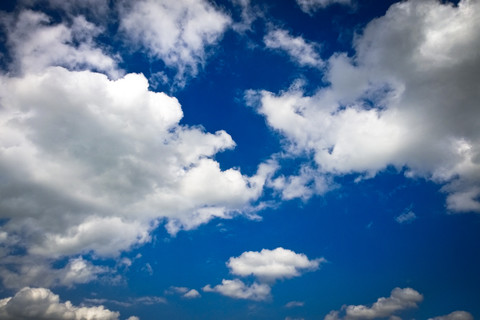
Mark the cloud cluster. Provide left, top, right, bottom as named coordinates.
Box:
left=253, top=0, right=480, bottom=212
left=324, top=287, right=423, bottom=320
left=324, top=287, right=473, bottom=320
left=0, top=287, right=123, bottom=320
left=204, top=248, right=324, bottom=301
left=119, top=0, right=231, bottom=87
left=0, top=3, right=271, bottom=289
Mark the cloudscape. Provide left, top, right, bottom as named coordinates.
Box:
left=0, top=0, right=479, bottom=319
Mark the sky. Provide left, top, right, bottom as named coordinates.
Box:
left=0, top=0, right=479, bottom=319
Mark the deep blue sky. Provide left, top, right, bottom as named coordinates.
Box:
left=0, top=0, right=479, bottom=319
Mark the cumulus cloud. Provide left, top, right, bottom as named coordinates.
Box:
left=203, top=279, right=271, bottom=301
left=324, top=287, right=423, bottom=320
left=253, top=0, right=480, bottom=213
left=204, top=248, right=323, bottom=301
left=264, top=29, right=323, bottom=68
left=428, top=311, right=474, bottom=320
left=0, top=287, right=122, bottom=320
left=227, top=247, right=325, bottom=282
left=296, top=0, right=352, bottom=15
left=119, top=0, right=231, bottom=87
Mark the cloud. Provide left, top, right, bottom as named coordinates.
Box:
left=227, top=247, right=325, bottom=282
left=264, top=29, right=324, bottom=68
left=166, top=286, right=201, bottom=299
left=0, top=5, right=272, bottom=289
left=324, top=287, right=423, bottom=320
left=428, top=311, right=474, bottom=320
left=0, top=257, right=109, bottom=290
left=285, top=301, right=305, bottom=308
left=119, top=0, right=231, bottom=87
left=203, top=279, right=271, bottom=301
left=0, top=287, right=122, bottom=320
left=253, top=0, right=480, bottom=213
left=395, top=211, right=417, bottom=224
left=183, top=289, right=201, bottom=299
left=0, top=10, right=120, bottom=78
left=204, top=248, right=323, bottom=301
left=296, top=0, right=352, bottom=15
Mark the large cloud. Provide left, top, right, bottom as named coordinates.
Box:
left=252, top=0, right=480, bottom=212
left=0, top=287, right=124, bottom=320
left=324, top=287, right=423, bottom=320
left=119, top=0, right=231, bottom=87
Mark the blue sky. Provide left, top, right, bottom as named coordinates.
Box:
left=0, top=0, right=479, bottom=319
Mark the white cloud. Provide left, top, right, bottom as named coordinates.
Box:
left=264, top=29, right=323, bottom=68
left=253, top=0, right=480, bottom=213
left=324, top=287, right=423, bottom=320
left=395, top=211, right=417, bottom=224
left=296, top=0, right=352, bottom=15
left=227, top=247, right=325, bottom=282
left=119, top=0, right=231, bottom=87
left=428, top=311, right=474, bottom=320
left=203, top=279, right=271, bottom=301
left=0, top=10, right=120, bottom=78
left=285, top=301, right=305, bottom=308
left=0, top=287, right=122, bottom=320
left=183, top=289, right=201, bottom=299
left=204, top=248, right=323, bottom=301
left=0, top=66, right=268, bottom=261
left=0, top=4, right=271, bottom=288
left=166, top=286, right=200, bottom=298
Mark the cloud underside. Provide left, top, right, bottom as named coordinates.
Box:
left=255, top=0, right=480, bottom=212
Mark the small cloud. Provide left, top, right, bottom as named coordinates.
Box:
left=285, top=301, right=305, bottom=308
left=395, top=211, right=417, bottom=224
left=183, top=289, right=201, bottom=299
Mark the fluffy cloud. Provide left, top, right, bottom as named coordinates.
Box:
left=296, top=0, right=352, bottom=15
left=227, top=247, right=325, bottom=282
left=253, top=0, right=480, bottom=212
left=324, top=287, right=423, bottom=320
left=204, top=248, right=323, bottom=301
left=0, top=287, right=122, bottom=320
left=428, top=311, right=474, bottom=320
left=119, top=0, right=231, bottom=87
left=264, top=29, right=324, bottom=68
left=203, top=279, right=271, bottom=301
